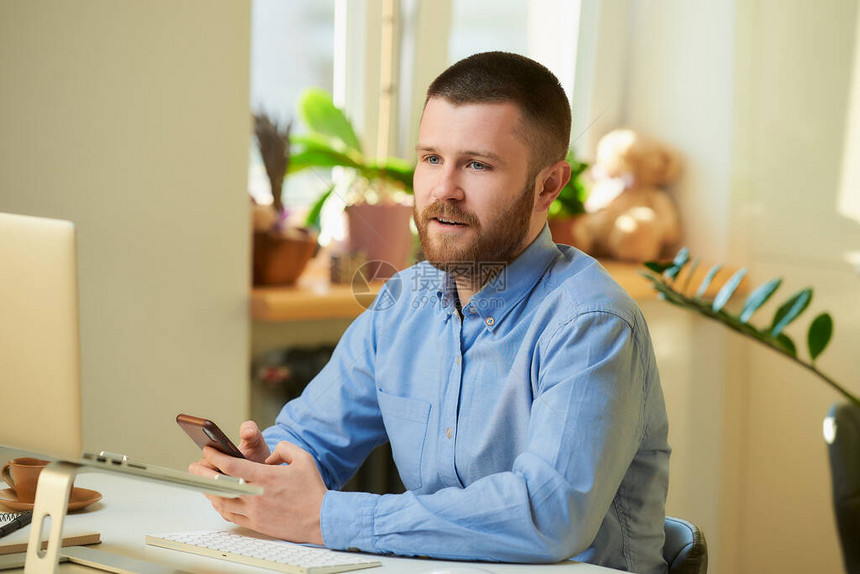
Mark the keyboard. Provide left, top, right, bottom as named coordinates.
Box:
left=146, top=530, right=381, bottom=574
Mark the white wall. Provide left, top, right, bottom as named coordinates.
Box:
left=617, top=1, right=860, bottom=572
left=598, top=2, right=739, bottom=572
left=0, top=1, right=252, bottom=469
left=732, top=1, right=860, bottom=572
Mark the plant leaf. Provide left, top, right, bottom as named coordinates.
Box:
left=712, top=268, right=747, bottom=312
left=287, top=147, right=363, bottom=173
left=739, top=278, right=782, bottom=323
left=773, top=333, right=797, bottom=357
left=298, top=88, right=363, bottom=154
left=682, top=256, right=701, bottom=293
left=672, top=247, right=690, bottom=268
left=662, top=248, right=690, bottom=281
left=304, top=184, right=335, bottom=229
left=364, top=158, right=415, bottom=190
left=644, top=261, right=674, bottom=274
left=663, top=265, right=682, bottom=281
left=807, top=312, right=833, bottom=362
left=695, top=264, right=723, bottom=299
left=770, top=288, right=813, bottom=337
left=289, top=132, right=349, bottom=150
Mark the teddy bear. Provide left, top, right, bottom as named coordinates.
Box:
left=570, top=129, right=683, bottom=262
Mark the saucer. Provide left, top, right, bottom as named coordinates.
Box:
left=0, top=487, right=102, bottom=512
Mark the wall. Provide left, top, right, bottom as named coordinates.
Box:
left=732, top=1, right=860, bottom=572
left=606, top=2, right=739, bottom=572
left=0, top=1, right=252, bottom=469
left=619, top=0, right=860, bottom=572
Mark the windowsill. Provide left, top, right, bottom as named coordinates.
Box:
left=250, top=257, right=693, bottom=323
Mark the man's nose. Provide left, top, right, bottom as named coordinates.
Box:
left=431, top=166, right=464, bottom=202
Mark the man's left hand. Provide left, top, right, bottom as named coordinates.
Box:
left=188, top=441, right=327, bottom=545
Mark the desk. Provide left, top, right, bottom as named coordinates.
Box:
left=1, top=467, right=621, bottom=573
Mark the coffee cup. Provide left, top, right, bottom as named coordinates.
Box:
left=1, top=457, right=51, bottom=503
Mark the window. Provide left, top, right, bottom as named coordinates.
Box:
left=248, top=0, right=336, bottom=211
left=247, top=0, right=584, bottom=215
left=447, top=0, right=530, bottom=64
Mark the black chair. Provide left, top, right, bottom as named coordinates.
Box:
left=663, top=516, right=708, bottom=574
left=824, top=402, right=860, bottom=574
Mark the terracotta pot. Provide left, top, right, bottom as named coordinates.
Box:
left=252, top=229, right=317, bottom=286
left=345, top=202, right=413, bottom=278
left=548, top=215, right=586, bottom=248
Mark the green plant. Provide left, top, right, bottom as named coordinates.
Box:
left=287, top=88, right=414, bottom=228
left=641, top=248, right=860, bottom=408
left=548, top=149, right=589, bottom=219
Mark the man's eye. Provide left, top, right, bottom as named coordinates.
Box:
left=425, top=155, right=441, bottom=165
left=468, top=161, right=488, bottom=171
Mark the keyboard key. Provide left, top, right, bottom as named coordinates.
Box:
left=146, top=530, right=380, bottom=574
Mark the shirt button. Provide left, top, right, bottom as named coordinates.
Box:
left=485, top=317, right=495, bottom=327
left=456, top=356, right=460, bottom=365
left=469, top=306, right=477, bottom=314
left=446, top=427, right=452, bottom=439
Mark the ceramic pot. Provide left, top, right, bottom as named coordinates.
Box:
left=345, top=202, right=413, bottom=278
left=548, top=215, right=587, bottom=249
left=252, top=229, right=317, bottom=286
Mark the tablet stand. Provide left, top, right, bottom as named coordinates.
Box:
left=24, top=461, right=76, bottom=574
left=25, top=461, right=187, bottom=574
left=21, top=453, right=259, bottom=574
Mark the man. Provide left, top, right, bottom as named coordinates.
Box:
left=190, top=52, right=670, bottom=573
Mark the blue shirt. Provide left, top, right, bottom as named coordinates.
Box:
left=263, top=225, right=670, bottom=573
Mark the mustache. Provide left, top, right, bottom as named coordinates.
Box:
left=418, top=202, right=480, bottom=227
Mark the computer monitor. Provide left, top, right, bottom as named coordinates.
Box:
left=0, top=212, right=83, bottom=459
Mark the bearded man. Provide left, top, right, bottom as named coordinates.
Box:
left=191, top=52, right=671, bottom=574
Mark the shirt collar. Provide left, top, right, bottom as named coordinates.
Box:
left=433, top=225, right=562, bottom=328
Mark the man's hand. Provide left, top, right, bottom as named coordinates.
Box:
left=237, top=420, right=271, bottom=462
left=188, top=441, right=327, bottom=545
left=189, top=420, right=270, bottom=473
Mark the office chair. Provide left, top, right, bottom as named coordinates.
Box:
left=824, top=402, right=860, bottom=574
left=663, top=516, right=708, bottom=574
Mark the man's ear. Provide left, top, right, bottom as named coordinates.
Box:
left=534, top=159, right=572, bottom=211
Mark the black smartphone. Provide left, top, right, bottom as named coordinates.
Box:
left=176, top=413, right=246, bottom=459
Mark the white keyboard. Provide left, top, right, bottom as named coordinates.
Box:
left=146, top=530, right=381, bottom=574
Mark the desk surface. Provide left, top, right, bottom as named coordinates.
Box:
left=1, top=466, right=622, bottom=573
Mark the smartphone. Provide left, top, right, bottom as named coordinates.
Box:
left=176, top=414, right=246, bottom=459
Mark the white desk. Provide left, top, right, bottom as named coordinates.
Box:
left=2, top=466, right=622, bottom=573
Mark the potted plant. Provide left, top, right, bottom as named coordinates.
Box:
left=640, top=247, right=857, bottom=407
left=547, top=149, right=589, bottom=247
left=251, top=113, right=318, bottom=286
left=287, top=88, right=415, bottom=276
left=642, top=247, right=860, bottom=571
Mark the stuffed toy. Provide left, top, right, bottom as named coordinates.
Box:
left=571, top=129, right=682, bottom=262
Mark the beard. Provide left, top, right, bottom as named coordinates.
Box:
left=414, top=181, right=535, bottom=286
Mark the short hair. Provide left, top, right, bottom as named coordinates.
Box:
left=425, top=51, right=571, bottom=177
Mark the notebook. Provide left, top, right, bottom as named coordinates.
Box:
left=0, top=512, right=100, bottom=555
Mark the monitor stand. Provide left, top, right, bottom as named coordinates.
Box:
left=24, top=461, right=188, bottom=574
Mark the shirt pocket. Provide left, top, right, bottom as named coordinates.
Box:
left=376, top=388, right=432, bottom=491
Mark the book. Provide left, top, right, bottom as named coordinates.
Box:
left=0, top=512, right=99, bottom=555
